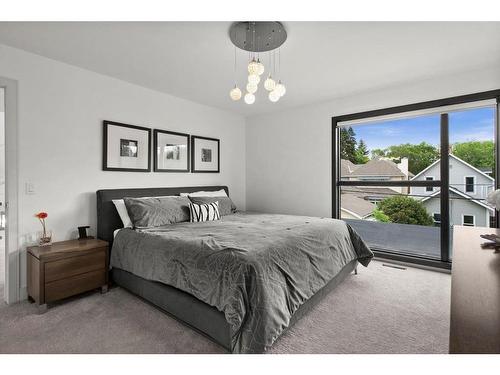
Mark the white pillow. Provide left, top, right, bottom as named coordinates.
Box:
left=112, top=199, right=133, bottom=228
left=180, top=189, right=228, bottom=198
left=112, top=195, right=174, bottom=228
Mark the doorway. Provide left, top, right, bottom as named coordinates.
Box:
left=0, top=87, right=4, bottom=302
left=0, top=76, right=19, bottom=304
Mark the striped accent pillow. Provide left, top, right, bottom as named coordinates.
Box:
left=189, top=201, right=221, bottom=222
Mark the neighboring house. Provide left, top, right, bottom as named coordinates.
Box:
left=410, top=154, right=495, bottom=227
left=340, top=159, right=359, bottom=177
left=340, top=158, right=412, bottom=219
left=340, top=191, right=375, bottom=220
left=341, top=157, right=412, bottom=194
left=340, top=187, right=401, bottom=220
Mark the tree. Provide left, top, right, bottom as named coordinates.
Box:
left=340, top=127, right=358, bottom=163
left=375, top=196, right=434, bottom=226
left=371, top=148, right=386, bottom=159
left=452, top=141, right=495, bottom=176
left=383, top=142, right=439, bottom=175
left=372, top=208, right=390, bottom=223
left=354, top=139, right=370, bottom=164
left=340, top=127, right=357, bottom=163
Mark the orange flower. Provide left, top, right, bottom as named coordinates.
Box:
left=35, top=212, right=48, bottom=219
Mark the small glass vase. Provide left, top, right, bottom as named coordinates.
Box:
left=38, top=230, right=52, bottom=247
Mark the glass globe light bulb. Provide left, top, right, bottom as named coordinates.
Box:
left=248, top=74, right=260, bottom=85
left=229, top=86, right=242, bottom=101
left=269, top=90, right=280, bottom=102
left=246, top=82, right=258, bottom=94
left=247, top=59, right=259, bottom=75
left=244, top=92, right=256, bottom=105
left=274, top=81, right=286, bottom=97
left=256, top=59, right=265, bottom=76
left=264, top=76, right=276, bottom=91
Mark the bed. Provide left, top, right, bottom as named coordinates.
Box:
left=96, top=186, right=373, bottom=353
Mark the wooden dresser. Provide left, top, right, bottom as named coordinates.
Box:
left=27, top=238, right=109, bottom=313
left=449, top=226, right=500, bottom=353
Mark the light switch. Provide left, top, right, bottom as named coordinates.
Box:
left=25, top=182, right=35, bottom=195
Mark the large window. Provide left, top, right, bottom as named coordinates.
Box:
left=333, top=91, right=499, bottom=268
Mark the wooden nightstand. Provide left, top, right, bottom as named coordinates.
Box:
left=27, top=238, right=109, bottom=313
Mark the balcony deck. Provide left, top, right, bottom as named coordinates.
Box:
left=345, top=219, right=443, bottom=259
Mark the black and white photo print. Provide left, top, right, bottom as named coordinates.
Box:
left=103, top=120, right=151, bottom=172
left=153, top=129, right=190, bottom=172
left=120, top=139, right=138, bottom=157
left=191, top=135, right=219, bottom=173
left=201, top=148, right=212, bottom=162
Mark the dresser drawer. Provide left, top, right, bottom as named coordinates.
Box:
left=45, top=269, right=105, bottom=302
left=44, top=249, right=106, bottom=282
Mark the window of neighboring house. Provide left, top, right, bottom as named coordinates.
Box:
left=433, top=213, right=441, bottom=226
left=463, top=215, right=475, bottom=226
left=426, top=177, right=434, bottom=192
left=465, top=176, right=475, bottom=193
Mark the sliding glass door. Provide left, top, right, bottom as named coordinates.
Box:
left=332, top=92, right=499, bottom=268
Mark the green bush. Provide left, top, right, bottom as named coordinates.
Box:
left=375, top=196, right=434, bottom=226
left=372, top=208, right=391, bottom=223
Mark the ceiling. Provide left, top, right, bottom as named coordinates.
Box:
left=0, top=22, right=499, bottom=117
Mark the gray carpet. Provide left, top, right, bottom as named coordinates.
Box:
left=0, top=260, right=451, bottom=354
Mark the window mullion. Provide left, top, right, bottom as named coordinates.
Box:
left=440, top=113, right=450, bottom=263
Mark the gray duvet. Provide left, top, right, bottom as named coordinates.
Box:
left=110, top=212, right=373, bottom=353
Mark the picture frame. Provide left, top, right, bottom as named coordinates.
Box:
left=191, top=135, right=220, bottom=173
left=103, top=120, right=151, bottom=172
left=153, top=129, right=190, bottom=172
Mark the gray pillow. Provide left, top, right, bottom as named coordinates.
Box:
left=123, top=196, right=191, bottom=228
left=188, top=196, right=237, bottom=216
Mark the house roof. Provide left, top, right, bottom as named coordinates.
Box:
left=341, top=193, right=375, bottom=218
left=411, top=154, right=495, bottom=182
left=479, top=167, right=493, bottom=174
left=341, top=187, right=402, bottom=218
left=343, top=186, right=401, bottom=197
left=420, top=186, right=495, bottom=212
left=347, top=158, right=406, bottom=177
left=340, top=159, right=359, bottom=176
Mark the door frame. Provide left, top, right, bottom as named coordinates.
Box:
left=0, top=77, right=19, bottom=304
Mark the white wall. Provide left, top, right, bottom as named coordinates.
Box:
left=246, top=66, right=500, bottom=217
left=0, top=44, right=246, bottom=296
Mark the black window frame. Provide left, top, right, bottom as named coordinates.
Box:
left=332, top=89, right=500, bottom=270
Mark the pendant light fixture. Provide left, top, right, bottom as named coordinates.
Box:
left=228, top=22, right=287, bottom=104
left=229, top=39, right=242, bottom=101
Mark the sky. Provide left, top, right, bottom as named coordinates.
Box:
left=350, top=107, right=495, bottom=153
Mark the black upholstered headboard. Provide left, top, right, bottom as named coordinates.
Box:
left=96, top=186, right=229, bottom=245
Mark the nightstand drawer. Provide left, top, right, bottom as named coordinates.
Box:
left=45, top=249, right=106, bottom=282
left=45, top=269, right=105, bottom=302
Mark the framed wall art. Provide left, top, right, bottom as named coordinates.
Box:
left=191, top=135, right=220, bottom=173
left=103, top=120, right=151, bottom=172
left=153, top=129, right=190, bottom=172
